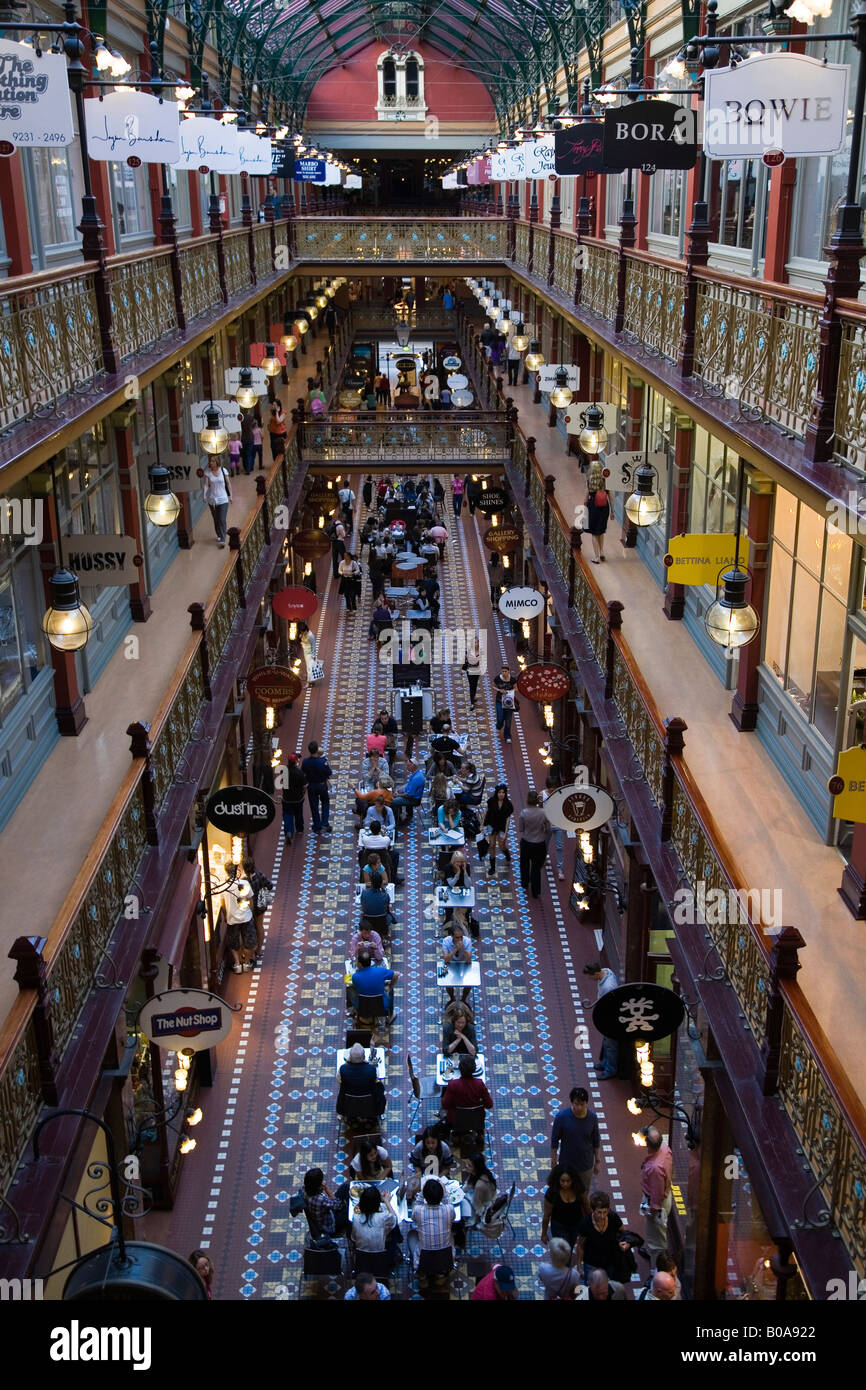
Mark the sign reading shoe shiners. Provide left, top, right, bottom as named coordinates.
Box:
left=138, top=989, right=236, bottom=1051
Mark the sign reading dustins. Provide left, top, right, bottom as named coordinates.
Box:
left=139, top=989, right=235, bottom=1051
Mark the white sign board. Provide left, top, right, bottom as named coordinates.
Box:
left=602, top=450, right=668, bottom=492
left=564, top=402, right=620, bottom=436
left=703, top=55, right=850, bottom=158
left=84, top=91, right=180, bottom=163
left=489, top=150, right=507, bottom=180
left=238, top=130, right=273, bottom=175
left=225, top=366, right=268, bottom=392
left=173, top=116, right=240, bottom=173
left=505, top=145, right=527, bottom=180
left=345, top=174, right=363, bottom=189
left=0, top=40, right=75, bottom=147
left=139, top=451, right=204, bottom=494
left=63, top=533, right=140, bottom=587
left=537, top=364, right=581, bottom=391
left=441, top=173, right=458, bottom=189
left=498, top=586, right=546, bottom=620
left=325, top=161, right=342, bottom=185
left=138, top=988, right=235, bottom=1052
left=524, top=137, right=556, bottom=178
left=190, top=399, right=243, bottom=434
left=544, top=781, right=615, bottom=833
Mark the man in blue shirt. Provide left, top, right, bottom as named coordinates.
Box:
left=391, top=759, right=425, bottom=825
left=300, top=740, right=332, bottom=834
left=351, top=949, right=397, bottom=1017
left=360, top=876, right=392, bottom=924
left=550, top=1086, right=602, bottom=1197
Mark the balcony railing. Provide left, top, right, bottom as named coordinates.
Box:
left=301, top=412, right=511, bottom=462
left=293, top=217, right=508, bottom=262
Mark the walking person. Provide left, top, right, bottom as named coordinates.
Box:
left=451, top=473, right=465, bottom=518
left=228, top=433, right=242, bottom=477
left=201, top=456, right=232, bottom=547
left=281, top=753, right=306, bottom=844
left=244, top=857, right=274, bottom=968
left=542, top=773, right=565, bottom=881
left=462, top=650, right=482, bottom=708
left=252, top=415, right=264, bottom=470
left=269, top=399, right=287, bottom=459
left=518, top=791, right=551, bottom=900
left=297, top=621, right=319, bottom=683
left=465, top=475, right=482, bottom=515
left=494, top=663, right=518, bottom=743
left=550, top=1087, right=602, bottom=1199
left=488, top=550, right=505, bottom=606
left=585, top=460, right=611, bottom=564
left=301, top=740, right=333, bottom=834
left=583, top=962, right=621, bottom=1080
left=506, top=335, right=522, bottom=386
left=223, top=863, right=256, bottom=972
left=338, top=482, right=355, bottom=527
left=484, top=784, right=513, bottom=879
left=330, top=516, right=346, bottom=579
left=362, top=474, right=374, bottom=510
left=338, top=551, right=362, bottom=612
left=639, top=1127, right=673, bottom=1269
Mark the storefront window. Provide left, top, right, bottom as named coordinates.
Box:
left=24, top=144, right=84, bottom=266
left=764, top=487, right=854, bottom=743
left=167, top=165, right=192, bottom=232
left=54, top=425, right=122, bottom=609
left=689, top=428, right=739, bottom=535
left=651, top=167, right=685, bottom=240
left=109, top=160, right=153, bottom=241
left=0, top=483, right=47, bottom=716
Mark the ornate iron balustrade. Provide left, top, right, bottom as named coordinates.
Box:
left=253, top=223, right=274, bottom=275
left=205, top=561, right=241, bottom=667
left=0, top=266, right=102, bottom=432
left=108, top=249, right=178, bottom=362
left=177, top=236, right=221, bottom=323
left=552, top=231, right=576, bottom=301
left=293, top=218, right=508, bottom=262
left=835, top=304, right=866, bottom=473
left=150, top=643, right=208, bottom=814
left=514, top=222, right=530, bottom=270
left=303, top=414, right=511, bottom=461
left=580, top=239, right=618, bottom=321
left=0, top=1009, right=42, bottom=1198
left=533, top=226, right=550, bottom=280
left=224, top=228, right=253, bottom=297
left=352, top=306, right=460, bottom=332
left=622, top=254, right=684, bottom=364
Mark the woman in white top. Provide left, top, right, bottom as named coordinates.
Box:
left=351, top=1186, right=398, bottom=1255
left=297, top=621, right=318, bottom=683
left=201, top=457, right=233, bottom=546
left=350, top=1140, right=393, bottom=1179
left=338, top=551, right=362, bottom=612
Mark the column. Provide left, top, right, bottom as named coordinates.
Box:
left=163, top=369, right=195, bottom=551
left=662, top=413, right=694, bottom=616
left=763, top=163, right=797, bottom=283
left=0, top=156, right=33, bottom=275
left=730, top=469, right=773, bottom=731
left=620, top=375, right=644, bottom=550
left=38, top=484, right=87, bottom=735
left=112, top=406, right=152, bottom=622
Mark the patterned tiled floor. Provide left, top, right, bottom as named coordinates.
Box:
left=147, top=475, right=646, bottom=1298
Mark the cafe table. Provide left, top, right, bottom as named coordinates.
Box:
left=437, top=959, right=481, bottom=989
left=427, top=826, right=466, bottom=848
left=435, top=883, right=476, bottom=910
left=335, top=1046, right=387, bottom=1079
left=435, top=1052, right=486, bottom=1086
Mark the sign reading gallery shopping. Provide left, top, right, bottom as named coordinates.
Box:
left=703, top=55, right=849, bottom=158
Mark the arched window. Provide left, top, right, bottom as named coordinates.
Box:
left=382, top=57, right=396, bottom=102
left=405, top=57, right=419, bottom=100
left=376, top=49, right=426, bottom=119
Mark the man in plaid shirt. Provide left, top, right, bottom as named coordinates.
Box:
left=411, top=1179, right=455, bottom=1250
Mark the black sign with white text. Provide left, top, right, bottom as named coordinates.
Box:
left=206, top=785, right=276, bottom=834
left=554, top=123, right=617, bottom=176
left=602, top=101, right=698, bottom=171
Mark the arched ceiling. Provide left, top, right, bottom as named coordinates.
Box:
left=181, top=0, right=620, bottom=129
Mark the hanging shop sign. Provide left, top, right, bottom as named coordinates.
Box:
left=524, top=137, right=556, bottom=178
left=0, top=40, right=75, bottom=148
left=517, top=662, right=572, bottom=702
left=325, top=161, right=342, bottom=185
left=138, top=988, right=236, bottom=1051
left=828, top=745, right=866, bottom=823
left=295, top=156, right=326, bottom=182
left=139, top=451, right=204, bottom=493
left=225, top=365, right=268, bottom=392
left=505, top=145, right=526, bottom=180
left=84, top=91, right=181, bottom=164
left=447, top=373, right=468, bottom=389
left=664, top=533, right=751, bottom=586
left=63, top=534, right=141, bottom=585
left=593, top=981, right=685, bottom=1043
left=602, top=450, right=668, bottom=492
left=554, top=123, right=617, bottom=177
left=271, top=585, right=319, bottom=621
left=190, top=399, right=243, bottom=434
left=246, top=664, right=303, bottom=707
left=442, top=355, right=462, bottom=370
left=490, top=150, right=508, bottom=180
left=478, top=487, right=509, bottom=515
left=483, top=524, right=521, bottom=553
left=238, top=130, right=272, bottom=175
left=345, top=174, right=362, bottom=189
left=206, top=784, right=276, bottom=834
left=563, top=402, right=619, bottom=436
left=543, top=781, right=615, bottom=832
left=290, top=528, right=332, bottom=559
left=537, top=364, right=580, bottom=392
left=172, top=116, right=240, bottom=173
left=703, top=55, right=849, bottom=159
left=268, top=143, right=294, bottom=178
left=497, top=585, right=546, bottom=620
left=602, top=100, right=697, bottom=172
left=441, top=172, right=458, bottom=189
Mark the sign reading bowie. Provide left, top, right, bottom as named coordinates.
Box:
left=84, top=92, right=181, bottom=164
left=554, top=123, right=615, bottom=176
left=206, top=785, right=275, bottom=834
left=0, top=40, right=75, bottom=148
left=544, top=782, right=615, bottom=832
left=603, top=101, right=697, bottom=171
left=138, top=988, right=235, bottom=1052
left=703, top=55, right=849, bottom=158
left=593, top=981, right=685, bottom=1044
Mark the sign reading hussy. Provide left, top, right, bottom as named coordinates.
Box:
left=139, top=451, right=203, bottom=493
left=703, top=55, right=849, bottom=158
left=63, top=535, right=140, bottom=586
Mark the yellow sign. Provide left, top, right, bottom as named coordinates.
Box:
left=664, top=533, right=751, bottom=586
left=829, top=745, right=866, bottom=822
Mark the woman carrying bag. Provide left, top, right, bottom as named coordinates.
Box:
left=338, top=551, right=362, bottom=613
left=585, top=461, right=611, bottom=564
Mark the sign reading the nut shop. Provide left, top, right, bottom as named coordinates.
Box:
left=290, top=528, right=332, bottom=559
left=664, top=533, right=750, bottom=586
left=543, top=782, right=615, bottom=833
left=139, top=988, right=235, bottom=1052
left=517, top=662, right=571, bottom=703
left=245, top=665, right=303, bottom=707
left=483, top=524, right=520, bottom=553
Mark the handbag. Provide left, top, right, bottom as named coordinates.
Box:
left=476, top=835, right=490, bottom=859
left=310, top=659, right=325, bottom=682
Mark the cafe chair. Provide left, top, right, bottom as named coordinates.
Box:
left=353, top=1248, right=396, bottom=1280
left=450, top=1105, right=486, bottom=1151
left=407, top=1052, right=438, bottom=1131
left=345, top=1028, right=373, bottom=1049
left=297, top=1243, right=345, bottom=1299
left=412, top=1245, right=455, bottom=1294
left=354, top=993, right=392, bottom=1033
left=339, top=1092, right=382, bottom=1125
left=477, top=1184, right=516, bottom=1257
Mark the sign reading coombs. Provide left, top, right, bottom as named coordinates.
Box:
left=63, top=534, right=140, bottom=586
left=483, top=524, right=520, bottom=553
left=84, top=92, right=181, bottom=164
left=245, top=665, right=303, bottom=707
left=703, top=55, right=849, bottom=158
left=516, top=662, right=572, bottom=703
left=497, top=586, right=545, bottom=621
left=0, top=40, right=75, bottom=147
left=206, top=785, right=276, bottom=834
left=172, top=116, right=240, bottom=173
left=138, top=989, right=235, bottom=1052
left=290, top=528, right=332, bottom=560
left=602, top=101, right=697, bottom=171
left=543, top=782, right=615, bottom=832
left=593, top=981, right=685, bottom=1044
left=271, top=585, right=319, bottom=622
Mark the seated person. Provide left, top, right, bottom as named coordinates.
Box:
left=369, top=602, right=394, bottom=639
left=437, top=798, right=463, bottom=835
left=442, top=1006, right=478, bottom=1057
left=353, top=776, right=395, bottom=820
left=431, top=724, right=462, bottom=758
left=364, top=795, right=396, bottom=836
left=407, top=1128, right=455, bottom=1200
left=360, top=871, right=394, bottom=926
left=337, top=1041, right=385, bottom=1118
left=351, top=1187, right=400, bottom=1265
left=392, top=760, right=426, bottom=824
left=411, top=1179, right=454, bottom=1252
left=366, top=723, right=388, bottom=757
left=442, top=922, right=473, bottom=1002
left=375, top=707, right=400, bottom=770
left=429, top=751, right=457, bottom=781
left=359, top=748, right=385, bottom=785
left=350, top=1138, right=394, bottom=1180
left=430, top=707, right=452, bottom=735
left=350, top=948, right=397, bottom=1017
left=358, top=819, right=396, bottom=880
left=430, top=772, right=450, bottom=810
left=428, top=523, right=448, bottom=545
left=455, top=762, right=484, bottom=805
left=412, top=587, right=431, bottom=615
left=350, top=917, right=385, bottom=964
left=444, top=849, right=472, bottom=890
left=360, top=851, right=389, bottom=889
left=303, top=1167, right=348, bottom=1238
left=440, top=1053, right=493, bottom=1128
